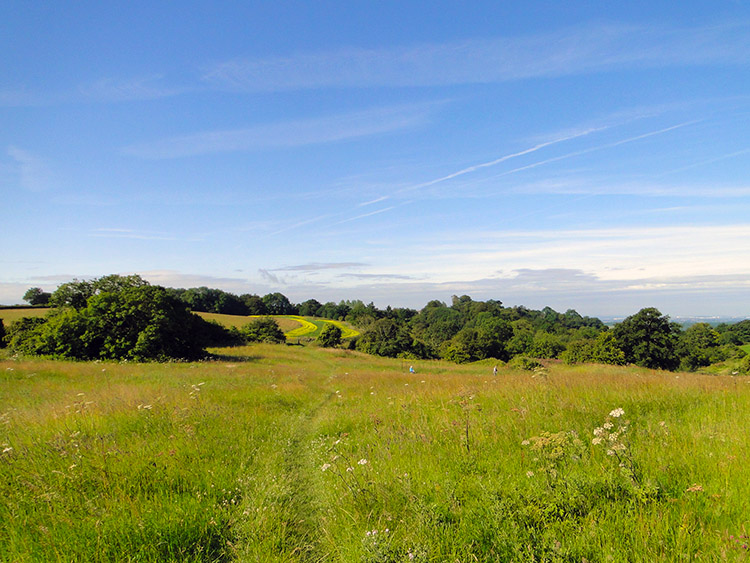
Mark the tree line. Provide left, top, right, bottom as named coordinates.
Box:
left=6, top=275, right=750, bottom=373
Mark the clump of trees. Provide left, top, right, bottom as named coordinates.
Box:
left=7, top=275, right=237, bottom=361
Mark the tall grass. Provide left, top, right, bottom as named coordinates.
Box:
left=2, top=349, right=750, bottom=561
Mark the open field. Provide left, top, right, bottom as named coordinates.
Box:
left=197, top=312, right=303, bottom=333
left=197, top=313, right=360, bottom=340
left=0, top=307, right=49, bottom=325
left=2, top=346, right=750, bottom=561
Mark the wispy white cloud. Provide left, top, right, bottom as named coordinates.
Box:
left=507, top=178, right=750, bottom=198
left=123, top=103, right=437, bottom=159
left=335, top=205, right=401, bottom=225
left=7, top=147, right=55, bottom=192
left=88, top=228, right=181, bottom=241
left=271, top=262, right=368, bottom=272
left=203, top=22, right=750, bottom=92
left=138, top=270, right=250, bottom=290
left=79, top=75, right=186, bottom=102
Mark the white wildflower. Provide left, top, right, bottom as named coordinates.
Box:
left=609, top=408, right=625, bottom=418
left=321, top=463, right=331, bottom=472
left=592, top=437, right=603, bottom=446
left=358, top=458, right=368, bottom=465
left=593, top=427, right=604, bottom=436
left=521, top=439, right=530, bottom=446
left=603, top=421, right=614, bottom=430
left=526, top=471, right=534, bottom=478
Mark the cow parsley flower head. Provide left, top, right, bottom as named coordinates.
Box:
left=609, top=408, right=625, bottom=418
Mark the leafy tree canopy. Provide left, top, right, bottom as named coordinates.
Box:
left=240, top=317, right=286, bottom=344
left=23, top=287, right=52, bottom=306
left=9, top=285, right=222, bottom=361
left=318, top=324, right=343, bottom=348
left=613, top=308, right=680, bottom=370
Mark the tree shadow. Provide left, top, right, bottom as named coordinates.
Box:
left=205, top=352, right=262, bottom=362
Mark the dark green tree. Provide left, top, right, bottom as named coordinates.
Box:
left=410, top=302, right=463, bottom=356
left=613, top=308, right=680, bottom=370
left=241, top=294, right=268, bottom=315
left=298, top=299, right=323, bottom=317
left=529, top=331, right=565, bottom=359
left=356, top=318, right=413, bottom=358
left=0, top=318, right=6, bottom=348
left=49, top=274, right=149, bottom=309
left=23, top=287, right=52, bottom=306
left=318, top=324, right=343, bottom=347
left=261, top=293, right=296, bottom=315
left=240, top=317, right=286, bottom=344
left=677, top=323, right=722, bottom=371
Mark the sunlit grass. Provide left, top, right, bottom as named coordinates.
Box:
left=0, top=307, right=49, bottom=325
left=2, top=349, right=750, bottom=561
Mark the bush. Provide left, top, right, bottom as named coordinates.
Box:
left=0, top=318, right=5, bottom=348
left=240, top=317, right=286, bottom=344
left=318, top=324, right=343, bottom=348
left=509, top=356, right=543, bottom=371
left=561, top=339, right=594, bottom=364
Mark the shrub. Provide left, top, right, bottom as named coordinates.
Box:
left=509, top=356, right=543, bottom=371
left=240, top=317, right=286, bottom=344
left=318, top=324, right=343, bottom=348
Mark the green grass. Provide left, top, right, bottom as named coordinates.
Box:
left=0, top=307, right=49, bottom=325
left=740, top=343, right=750, bottom=355
left=2, top=348, right=750, bottom=561
left=198, top=313, right=360, bottom=341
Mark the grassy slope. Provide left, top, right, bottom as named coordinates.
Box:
left=0, top=307, right=49, bottom=325
left=2, top=347, right=750, bottom=561
left=199, top=312, right=360, bottom=340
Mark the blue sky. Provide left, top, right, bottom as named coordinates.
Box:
left=2, top=1, right=750, bottom=317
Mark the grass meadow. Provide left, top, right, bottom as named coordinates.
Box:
left=2, top=345, right=750, bottom=562
left=195, top=313, right=360, bottom=341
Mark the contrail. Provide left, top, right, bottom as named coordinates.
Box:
left=396, top=126, right=609, bottom=194
left=491, top=120, right=700, bottom=180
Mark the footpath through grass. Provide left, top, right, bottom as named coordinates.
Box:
left=2, top=348, right=750, bottom=561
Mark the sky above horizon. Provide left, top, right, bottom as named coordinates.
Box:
left=2, top=2, right=750, bottom=318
